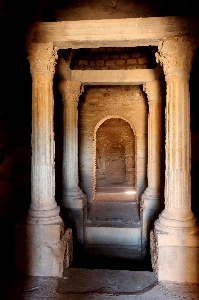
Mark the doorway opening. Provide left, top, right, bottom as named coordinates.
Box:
left=94, top=118, right=136, bottom=202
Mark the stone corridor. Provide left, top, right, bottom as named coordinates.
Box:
left=1, top=0, right=199, bottom=294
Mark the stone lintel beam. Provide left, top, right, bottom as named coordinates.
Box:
left=27, top=17, right=199, bottom=48
left=71, top=69, right=157, bottom=85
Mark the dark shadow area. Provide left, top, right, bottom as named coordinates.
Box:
left=191, top=48, right=199, bottom=221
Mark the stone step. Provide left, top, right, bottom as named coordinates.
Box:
left=83, top=245, right=141, bottom=259
left=87, top=202, right=140, bottom=223
left=95, top=186, right=136, bottom=201
left=86, top=219, right=140, bottom=227
left=78, top=246, right=145, bottom=270
left=85, top=201, right=141, bottom=255
left=85, top=226, right=141, bottom=247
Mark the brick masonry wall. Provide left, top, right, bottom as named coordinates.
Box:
left=72, top=47, right=156, bottom=70
left=78, top=85, right=147, bottom=204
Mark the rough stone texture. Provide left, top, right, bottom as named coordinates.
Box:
left=79, top=85, right=147, bottom=204
left=15, top=224, right=73, bottom=276
left=1, top=271, right=199, bottom=300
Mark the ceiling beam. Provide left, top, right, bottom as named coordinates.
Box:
left=71, top=69, right=157, bottom=85
left=29, top=16, right=199, bottom=48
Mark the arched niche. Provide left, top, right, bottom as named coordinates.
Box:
left=95, top=118, right=135, bottom=201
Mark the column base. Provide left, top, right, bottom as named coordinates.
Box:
left=141, top=188, right=162, bottom=257
left=151, top=213, right=199, bottom=283
left=15, top=214, right=73, bottom=276
left=62, top=190, right=87, bottom=247
left=62, top=187, right=87, bottom=209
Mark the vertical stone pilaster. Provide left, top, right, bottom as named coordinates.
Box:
left=141, top=80, right=163, bottom=256
left=58, top=80, right=86, bottom=247
left=15, top=43, right=72, bottom=277
left=151, top=37, right=199, bottom=283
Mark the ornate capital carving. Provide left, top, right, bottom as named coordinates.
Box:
left=27, top=43, right=58, bottom=76
left=58, top=80, right=84, bottom=103
left=143, top=80, right=162, bottom=102
left=155, top=36, right=196, bottom=77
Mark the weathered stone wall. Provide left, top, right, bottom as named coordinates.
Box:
left=79, top=85, right=147, bottom=204
left=96, top=118, right=135, bottom=187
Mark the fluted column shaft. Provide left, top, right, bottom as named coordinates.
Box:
left=141, top=80, right=163, bottom=255
left=27, top=43, right=60, bottom=222
left=165, top=77, right=190, bottom=210
left=143, top=80, right=162, bottom=202
left=58, top=80, right=84, bottom=208
left=150, top=37, right=199, bottom=283
left=155, top=36, right=196, bottom=227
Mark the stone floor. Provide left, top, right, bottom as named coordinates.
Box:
left=1, top=269, right=199, bottom=300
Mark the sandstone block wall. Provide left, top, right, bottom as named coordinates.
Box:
left=79, top=85, right=147, bottom=204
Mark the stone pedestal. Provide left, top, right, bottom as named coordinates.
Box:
left=15, top=223, right=73, bottom=276
left=141, top=80, right=163, bottom=256
left=15, top=43, right=72, bottom=276
left=58, top=80, right=87, bottom=247
left=151, top=37, right=199, bottom=283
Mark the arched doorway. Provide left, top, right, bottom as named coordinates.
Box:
left=95, top=118, right=136, bottom=201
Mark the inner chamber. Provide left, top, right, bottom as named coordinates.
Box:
left=95, top=118, right=136, bottom=201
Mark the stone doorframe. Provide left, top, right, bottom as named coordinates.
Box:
left=24, top=16, right=199, bottom=282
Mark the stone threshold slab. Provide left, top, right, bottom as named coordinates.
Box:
left=58, top=269, right=157, bottom=295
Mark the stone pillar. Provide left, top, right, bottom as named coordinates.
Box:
left=15, top=43, right=72, bottom=276
left=141, top=80, right=163, bottom=256
left=58, top=80, right=86, bottom=247
left=151, top=37, right=199, bottom=283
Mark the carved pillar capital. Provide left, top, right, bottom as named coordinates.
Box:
left=27, top=42, right=58, bottom=77
left=58, top=80, right=84, bottom=103
left=143, top=80, right=162, bottom=102
left=155, top=36, right=196, bottom=78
